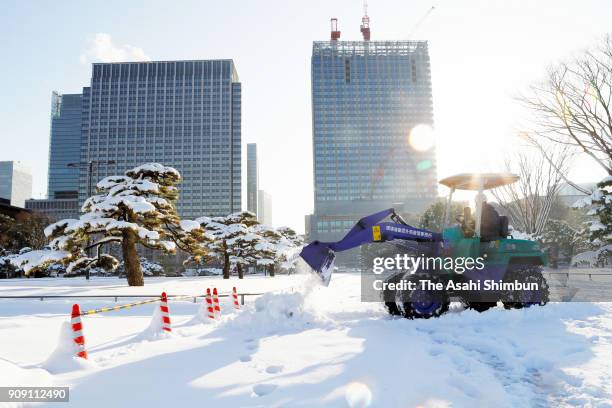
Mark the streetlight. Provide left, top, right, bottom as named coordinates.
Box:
left=66, top=160, right=116, bottom=280
left=67, top=160, right=117, bottom=198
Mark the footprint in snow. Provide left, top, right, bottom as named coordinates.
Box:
left=246, top=343, right=258, bottom=351
left=244, top=338, right=254, bottom=343
left=239, top=355, right=252, bottom=362
left=265, top=365, right=283, bottom=374
left=253, top=383, right=277, bottom=397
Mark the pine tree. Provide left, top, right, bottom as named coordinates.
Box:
left=197, top=211, right=259, bottom=279
left=537, top=219, right=583, bottom=268
left=42, top=163, right=209, bottom=286
left=197, top=212, right=302, bottom=279
left=573, top=176, right=612, bottom=248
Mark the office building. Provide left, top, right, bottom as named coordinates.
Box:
left=0, top=161, right=32, bottom=208
left=257, top=189, right=272, bottom=226
left=79, top=60, right=242, bottom=218
left=309, top=29, right=437, bottom=242
left=48, top=92, right=82, bottom=199
left=25, top=198, right=80, bottom=221
left=247, top=143, right=259, bottom=215
left=26, top=92, right=84, bottom=220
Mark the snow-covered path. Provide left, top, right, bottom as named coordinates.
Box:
left=0, top=274, right=611, bottom=407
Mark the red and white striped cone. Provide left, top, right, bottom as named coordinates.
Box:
left=160, top=292, right=172, bottom=332
left=213, top=288, right=221, bottom=317
left=71, top=304, right=88, bottom=359
left=232, top=287, right=240, bottom=310
left=206, top=288, right=215, bottom=320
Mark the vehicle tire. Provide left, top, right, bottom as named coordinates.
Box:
left=361, top=242, right=416, bottom=317
left=501, top=264, right=549, bottom=309
left=402, top=274, right=450, bottom=319
left=381, top=272, right=405, bottom=316
left=469, top=302, right=497, bottom=313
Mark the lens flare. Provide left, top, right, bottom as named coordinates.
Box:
left=416, top=160, right=432, bottom=171
left=408, top=124, right=435, bottom=152
left=345, top=382, right=373, bottom=408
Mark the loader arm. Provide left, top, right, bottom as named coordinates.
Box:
left=300, top=208, right=442, bottom=285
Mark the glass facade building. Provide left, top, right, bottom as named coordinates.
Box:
left=246, top=143, right=258, bottom=215
left=48, top=92, right=82, bottom=199
left=79, top=60, right=242, bottom=218
left=310, top=40, right=437, bottom=242
left=0, top=161, right=32, bottom=208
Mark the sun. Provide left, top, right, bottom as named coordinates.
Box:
left=408, top=124, right=435, bottom=152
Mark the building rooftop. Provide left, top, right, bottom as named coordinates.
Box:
left=312, top=40, right=428, bottom=57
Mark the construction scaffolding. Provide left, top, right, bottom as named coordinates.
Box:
left=313, top=41, right=428, bottom=57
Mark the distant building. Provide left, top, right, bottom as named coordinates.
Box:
left=0, top=161, right=32, bottom=208
left=309, top=38, right=437, bottom=243
left=25, top=198, right=80, bottom=222
left=48, top=92, right=82, bottom=200
left=247, top=143, right=259, bottom=215
left=257, top=189, right=272, bottom=226
left=79, top=60, right=242, bottom=218
left=29, top=92, right=84, bottom=221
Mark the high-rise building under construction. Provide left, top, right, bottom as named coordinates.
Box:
left=308, top=17, right=437, bottom=243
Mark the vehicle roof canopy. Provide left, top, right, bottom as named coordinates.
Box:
left=439, top=173, right=519, bottom=191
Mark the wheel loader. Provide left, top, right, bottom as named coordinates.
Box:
left=299, top=173, right=550, bottom=319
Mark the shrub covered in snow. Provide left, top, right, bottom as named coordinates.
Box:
left=117, top=257, right=165, bottom=277
left=194, top=212, right=302, bottom=279
left=573, top=176, right=612, bottom=248
left=571, top=244, right=612, bottom=268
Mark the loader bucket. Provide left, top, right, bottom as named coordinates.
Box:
left=299, top=241, right=336, bottom=286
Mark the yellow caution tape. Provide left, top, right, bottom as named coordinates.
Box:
left=80, top=295, right=198, bottom=316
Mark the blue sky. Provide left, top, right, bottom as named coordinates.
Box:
left=1, top=0, right=610, bottom=232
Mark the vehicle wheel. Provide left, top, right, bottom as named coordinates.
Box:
left=381, top=272, right=405, bottom=316
left=501, top=265, right=549, bottom=309
left=402, top=275, right=450, bottom=319
left=469, top=302, right=497, bottom=313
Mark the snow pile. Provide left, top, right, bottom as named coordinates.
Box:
left=138, top=305, right=174, bottom=340
left=228, top=291, right=314, bottom=332
left=0, top=359, right=54, bottom=387
left=42, top=321, right=96, bottom=373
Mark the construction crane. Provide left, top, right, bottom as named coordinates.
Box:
left=360, top=0, right=371, bottom=41
left=331, top=18, right=341, bottom=41
left=406, top=5, right=435, bottom=39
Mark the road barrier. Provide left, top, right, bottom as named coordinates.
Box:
left=544, top=271, right=612, bottom=281
left=206, top=288, right=215, bottom=320
left=0, top=293, right=263, bottom=305
left=213, top=288, right=221, bottom=317
left=232, top=287, right=240, bottom=310
left=43, top=288, right=264, bottom=359
left=71, top=304, right=88, bottom=359
left=160, top=292, right=172, bottom=332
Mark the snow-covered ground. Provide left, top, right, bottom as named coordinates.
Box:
left=1, top=272, right=612, bottom=407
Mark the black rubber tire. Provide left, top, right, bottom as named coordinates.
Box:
left=469, top=302, right=497, bottom=313
left=381, top=272, right=405, bottom=316
left=501, top=265, right=549, bottom=309
left=402, top=274, right=450, bottom=319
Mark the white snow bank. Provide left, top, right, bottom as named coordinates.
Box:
left=227, top=291, right=314, bottom=333
left=8, top=249, right=71, bottom=274
left=42, top=321, right=96, bottom=374
left=0, top=359, right=54, bottom=387
left=137, top=305, right=174, bottom=341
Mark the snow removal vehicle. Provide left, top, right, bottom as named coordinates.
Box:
left=299, top=173, right=549, bottom=319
